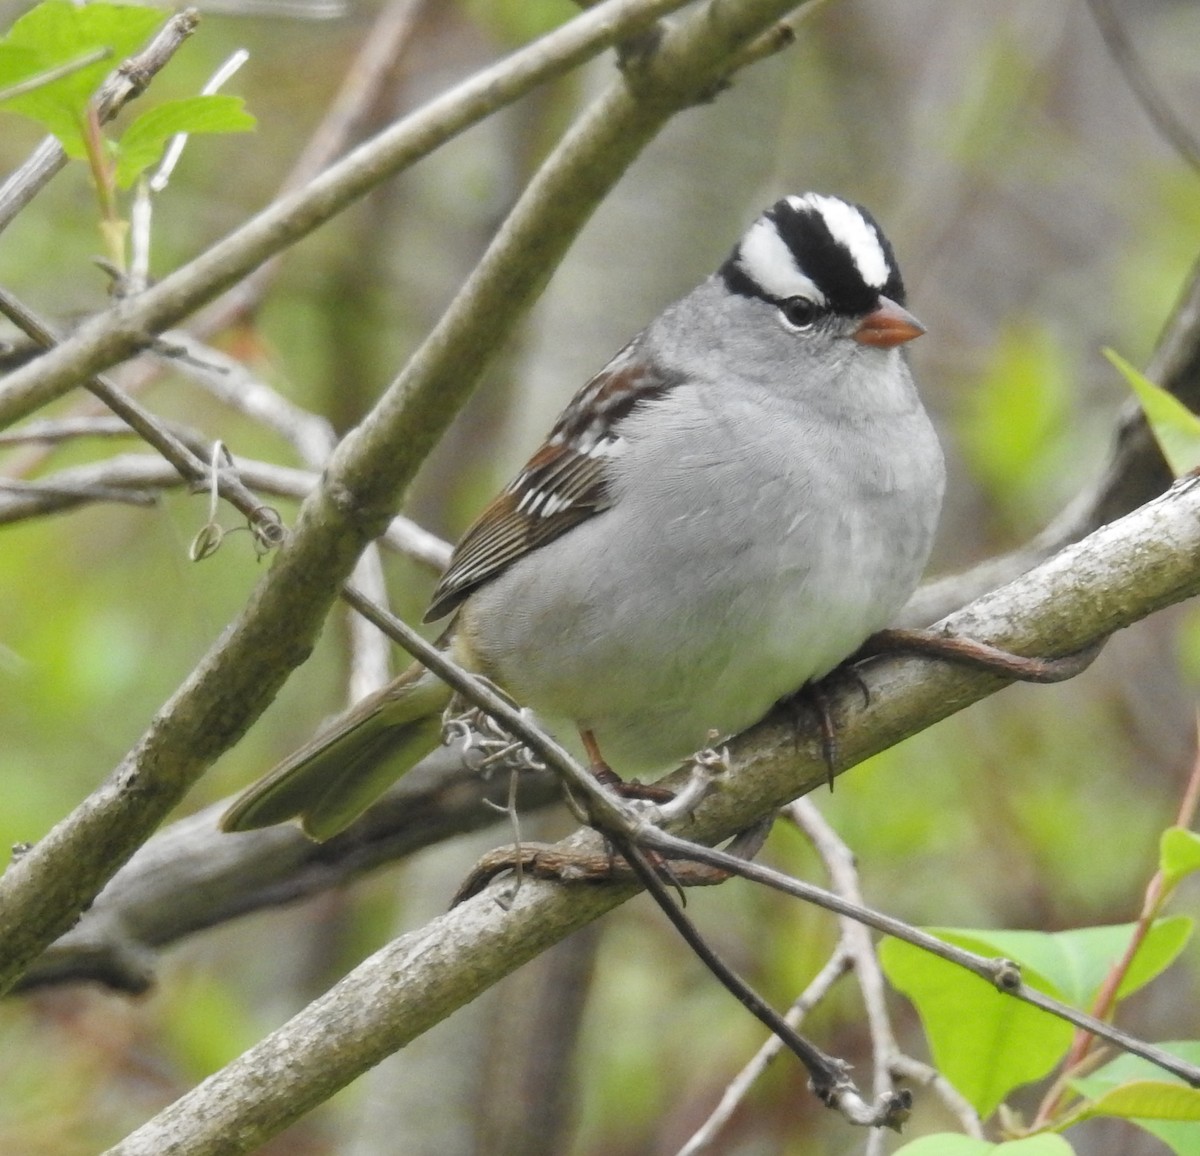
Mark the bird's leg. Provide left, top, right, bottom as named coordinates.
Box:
left=580, top=728, right=675, bottom=803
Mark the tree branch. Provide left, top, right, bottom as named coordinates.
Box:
left=0, top=0, right=814, bottom=998
left=0, top=0, right=695, bottom=431
left=0, top=10, right=200, bottom=233
left=99, top=474, right=1200, bottom=1154
left=903, top=252, right=1200, bottom=625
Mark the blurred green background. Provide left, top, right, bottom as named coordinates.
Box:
left=1, top=0, right=1199, bottom=1152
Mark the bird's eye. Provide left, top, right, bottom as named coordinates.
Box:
left=779, top=296, right=819, bottom=330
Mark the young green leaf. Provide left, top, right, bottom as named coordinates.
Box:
left=880, top=920, right=1192, bottom=1117
left=0, top=1, right=163, bottom=154
left=114, top=95, right=255, bottom=187
left=1160, top=827, right=1200, bottom=896
left=893, top=1134, right=1077, bottom=1156
left=1072, top=1043, right=1200, bottom=1156
left=879, top=935, right=1073, bottom=1117
left=1104, top=348, right=1200, bottom=476
left=1068, top=1080, right=1200, bottom=1125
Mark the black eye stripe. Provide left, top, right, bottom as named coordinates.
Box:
left=718, top=261, right=830, bottom=325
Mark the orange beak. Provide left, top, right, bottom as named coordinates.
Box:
left=853, top=296, right=926, bottom=348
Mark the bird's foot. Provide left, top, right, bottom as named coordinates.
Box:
left=452, top=813, right=774, bottom=906
left=778, top=680, right=858, bottom=789
left=856, top=628, right=1106, bottom=682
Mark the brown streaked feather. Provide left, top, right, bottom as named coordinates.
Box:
left=424, top=348, right=677, bottom=623
left=423, top=457, right=610, bottom=622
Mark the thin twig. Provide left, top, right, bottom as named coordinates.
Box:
left=0, top=416, right=154, bottom=444
left=632, top=826, right=1200, bottom=1089
left=0, top=289, right=284, bottom=548
left=1085, top=0, right=1200, bottom=172
left=0, top=11, right=200, bottom=233
left=0, top=476, right=157, bottom=507
left=676, top=947, right=852, bottom=1155
left=338, top=586, right=623, bottom=821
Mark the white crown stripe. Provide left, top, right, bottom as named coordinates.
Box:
left=736, top=217, right=824, bottom=303
left=793, top=193, right=890, bottom=289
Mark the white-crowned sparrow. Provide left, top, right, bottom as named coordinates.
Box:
left=223, top=193, right=946, bottom=840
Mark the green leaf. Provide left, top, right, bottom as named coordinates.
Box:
left=0, top=42, right=46, bottom=94
left=1104, top=347, right=1200, bottom=476
left=0, top=1, right=163, bottom=153
left=942, top=920, right=1191, bottom=1007
left=879, top=935, right=1073, bottom=1117
left=113, top=95, right=255, bottom=187
left=894, top=1135, right=1077, bottom=1156
left=1161, top=827, right=1200, bottom=895
left=1072, top=1080, right=1200, bottom=1124
left=880, top=921, right=1192, bottom=1118
left=1072, top=1043, right=1200, bottom=1156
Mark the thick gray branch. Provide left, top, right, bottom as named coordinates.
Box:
left=102, top=476, right=1200, bottom=1155
left=0, top=0, right=692, bottom=431
left=0, top=0, right=812, bottom=998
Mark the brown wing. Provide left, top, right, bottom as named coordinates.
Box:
left=423, top=347, right=675, bottom=622
left=423, top=440, right=613, bottom=622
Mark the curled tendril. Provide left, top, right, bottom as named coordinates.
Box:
left=189, top=440, right=286, bottom=561
left=442, top=698, right=545, bottom=776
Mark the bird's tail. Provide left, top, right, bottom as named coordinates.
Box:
left=221, top=662, right=452, bottom=840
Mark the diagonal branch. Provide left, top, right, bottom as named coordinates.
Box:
left=0, top=0, right=814, bottom=998
left=902, top=252, right=1200, bottom=625
left=98, top=473, right=1200, bottom=1155
left=0, top=10, right=200, bottom=232
left=0, top=0, right=695, bottom=431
